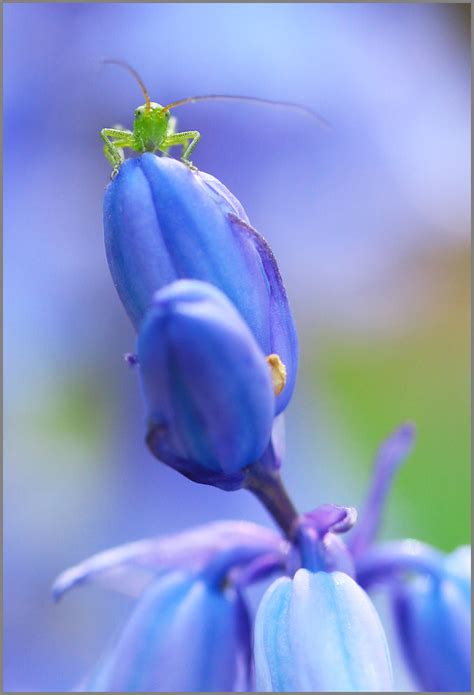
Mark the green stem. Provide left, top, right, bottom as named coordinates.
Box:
left=244, top=462, right=299, bottom=540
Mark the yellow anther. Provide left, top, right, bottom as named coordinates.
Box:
left=266, top=354, right=287, bottom=396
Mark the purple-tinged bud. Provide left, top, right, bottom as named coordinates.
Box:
left=254, top=568, right=393, bottom=691
left=138, top=280, right=275, bottom=489
left=81, top=571, right=252, bottom=692
left=393, top=545, right=471, bottom=692
left=104, top=153, right=298, bottom=413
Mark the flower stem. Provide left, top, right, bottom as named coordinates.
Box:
left=244, top=462, right=299, bottom=540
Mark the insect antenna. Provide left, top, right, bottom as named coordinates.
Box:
left=160, top=94, right=330, bottom=129
left=103, top=59, right=151, bottom=113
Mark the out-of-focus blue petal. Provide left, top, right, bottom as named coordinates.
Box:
left=138, top=280, right=275, bottom=488
left=81, top=571, right=252, bottom=692
left=393, top=545, right=471, bottom=692
left=254, top=568, right=393, bottom=692
left=104, top=154, right=298, bottom=413
left=444, top=544, right=471, bottom=594
left=355, top=538, right=446, bottom=589
left=349, top=423, right=416, bottom=558
left=52, top=520, right=287, bottom=601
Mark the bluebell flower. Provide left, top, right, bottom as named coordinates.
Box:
left=252, top=423, right=470, bottom=693
left=137, top=279, right=278, bottom=489
left=254, top=568, right=393, bottom=692
left=53, top=521, right=289, bottom=692
left=351, top=424, right=471, bottom=693
left=55, top=414, right=470, bottom=691
left=392, top=545, right=471, bottom=692
left=104, top=153, right=298, bottom=413
left=355, top=539, right=471, bottom=692
left=254, top=503, right=393, bottom=692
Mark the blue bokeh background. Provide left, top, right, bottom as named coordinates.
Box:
left=4, top=4, right=470, bottom=691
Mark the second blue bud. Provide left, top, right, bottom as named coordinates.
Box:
left=137, top=280, right=276, bottom=489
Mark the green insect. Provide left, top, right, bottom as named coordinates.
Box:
left=101, top=60, right=328, bottom=176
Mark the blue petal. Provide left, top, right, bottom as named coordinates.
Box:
left=356, top=539, right=446, bottom=589
left=349, top=423, right=416, bottom=558
left=52, top=520, right=286, bottom=601
left=444, top=544, right=471, bottom=597
left=197, top=169, right=250, bottom=223
left=81, top=571, right=252, bottom=692
left=254, top=576, right=294, bottom=691
left=255, top=569, right=393, bottom=692
left=225, top=213, right=298, bottom=413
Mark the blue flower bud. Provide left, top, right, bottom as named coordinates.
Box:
left=393, top=545, right=471, bottom=692
left=254, top=568, right=393, bottom=692
left=104, top=153, right=298, bottom=412
left=82, top=571, right=251, bottom=692
left=138, top=280, right=275, bottom=489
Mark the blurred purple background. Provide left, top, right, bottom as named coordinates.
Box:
left=4, top=4, right=470, bottom=691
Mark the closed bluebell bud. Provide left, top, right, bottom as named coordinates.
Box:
left=393, top=545, right=471, bottom=692
left=82, top=571, right=251, bottom=692
left=254, top=568, right=393, bottom=692
left=104, top=153, right=298, bottom=412
left=138, top=280, right=275, bottom=489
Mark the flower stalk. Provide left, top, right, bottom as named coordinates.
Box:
left=244, top=462, right=299, bottom=540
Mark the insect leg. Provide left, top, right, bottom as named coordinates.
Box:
left=100, top=128, right=134, bottom=175
left=161, top=130, right=201, bottom=167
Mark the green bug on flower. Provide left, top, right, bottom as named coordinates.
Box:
left=101, top=60, right=201, bottom=173
left=101, top=60, right=328, bottom=175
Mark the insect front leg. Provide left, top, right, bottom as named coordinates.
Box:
left=161, top=130, right=201, bottom=168
left=100, top=128, right=135, bottom=176
left=159, top=117, right=178, bottom=156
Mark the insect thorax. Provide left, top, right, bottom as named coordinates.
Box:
left=133, top=103, right=169, bottom=152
